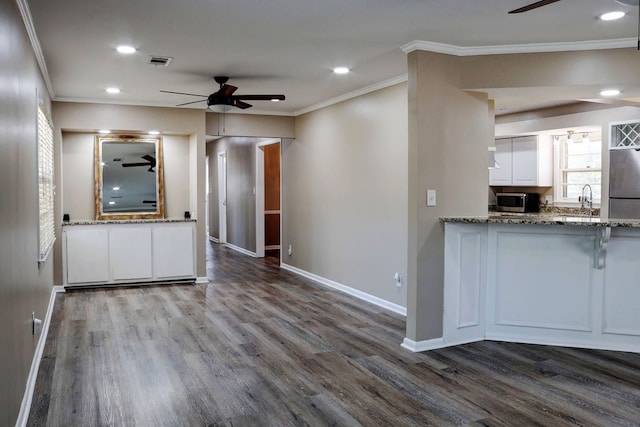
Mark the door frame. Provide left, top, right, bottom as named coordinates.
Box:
left=255, top=139, right=281, bottom=258
left=205, top=154, right=210, bottom=236
left=217, top=151, right=227, bottom=244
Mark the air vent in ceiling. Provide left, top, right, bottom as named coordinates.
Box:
left=147, top=55, right=173, bottom=66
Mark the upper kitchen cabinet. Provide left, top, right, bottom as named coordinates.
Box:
left=489, top=136, right=552, bottom=186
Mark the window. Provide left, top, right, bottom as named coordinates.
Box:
left=557, top=130, right=601, bottom=203
left=38, top=103, right=55, bottom=262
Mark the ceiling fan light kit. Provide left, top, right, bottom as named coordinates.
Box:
left=161, top=75, right=285, bottom=111
left=208, top=104, right=233, bottom=113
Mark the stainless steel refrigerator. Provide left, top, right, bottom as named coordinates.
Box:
left=610, top=148, right=640, bottom=219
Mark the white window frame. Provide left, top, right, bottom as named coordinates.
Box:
left=553, top=131, right=602, bottom=206
left=38, top=102, right=55, bottom=263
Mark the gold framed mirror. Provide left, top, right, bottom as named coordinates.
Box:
left=94, top=135, right=165, bottom=220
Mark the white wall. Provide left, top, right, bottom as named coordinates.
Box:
left=285, top=83, right=408, bottom=307
left=0, top=0, right=54, bottom=423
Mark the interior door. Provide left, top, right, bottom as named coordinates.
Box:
left=263, top=143, right=281, bottom=256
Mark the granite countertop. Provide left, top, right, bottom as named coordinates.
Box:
left=441, top=212, right=640, bottom=228
left=62, top=218, right=196, bottom=226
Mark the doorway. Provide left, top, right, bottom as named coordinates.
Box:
left=255, top=140, right=281, bottom=259
left=217, top=151, right=227, bottom=244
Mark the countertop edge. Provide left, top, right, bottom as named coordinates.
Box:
left=62, top=218, right=197, bottom=226
left=440, top=216, right=640, bottom=228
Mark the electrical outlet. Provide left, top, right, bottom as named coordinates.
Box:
left=394, top=272, right=403, bottom=287
left=32, top=312, right=42, bottom=335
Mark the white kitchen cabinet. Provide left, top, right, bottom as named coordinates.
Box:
left=488, top=139, right=512, bottom=185
left=63, top=221, right=196, bottom=287
left=489, top=136, right=552, bottom=186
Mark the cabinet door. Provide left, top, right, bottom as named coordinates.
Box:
left=512, top=136, right=538, bottom=186
left=153, top=225, right=195, bottom=279
left=109, top=227, right=153, bottom=281
left=489, top=139, right=513, bottom=185
left=65, top=228, right=109, bottom=284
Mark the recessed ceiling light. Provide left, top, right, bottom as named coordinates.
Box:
left=98, top=129, right=110, bottom=134
left=600, top=11, right=625, bottom=21
left=106, top=87, right=120, bottom=94
left=116, top=45, right=136, bottom=54
left=600, top=88, right=621, bottom=97
left=333, top=67, right=350, bottom=75
left=108, top=201, right=116, bottom=205
left=113, top=186, right=120, bottom=191
left=148, top=130, right=160, bottom=135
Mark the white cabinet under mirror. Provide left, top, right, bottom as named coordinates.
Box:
left=63, top=221, right=196, bottom=287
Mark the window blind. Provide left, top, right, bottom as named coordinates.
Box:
left=38, top=103, right=55, bottom=262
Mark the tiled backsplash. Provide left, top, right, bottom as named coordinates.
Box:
left=539, top=205, right=601, bottom=217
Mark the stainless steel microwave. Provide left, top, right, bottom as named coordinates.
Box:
left=496, top=193, right=540, bottom=213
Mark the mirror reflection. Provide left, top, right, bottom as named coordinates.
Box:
left=95, top=135, right=165, bottom=220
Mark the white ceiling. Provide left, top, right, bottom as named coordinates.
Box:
left=26, top=0, right=640, bottom=115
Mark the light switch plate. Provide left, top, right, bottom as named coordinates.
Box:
left=427, top=189, right=436, bottom=206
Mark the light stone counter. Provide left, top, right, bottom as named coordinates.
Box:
left=441, top=213, right=640, bottom=228
left=62, top=218, right=196, bottom=226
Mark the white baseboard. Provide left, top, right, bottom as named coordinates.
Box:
left=16, top=285, right=65, bottom=427
left=485, top=333, right=640, bottom=354
left=195, top=276, right=208, bottom=284
left=225, top=243, right=257, bottom=257
left=208, top=235, right=219, bottom=243
left=401, top=336, right=445, bottom=352
left=280, top=263, right=406, bottom=316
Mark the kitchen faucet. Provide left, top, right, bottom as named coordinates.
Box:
left=581, top=184, right=593, bottom=216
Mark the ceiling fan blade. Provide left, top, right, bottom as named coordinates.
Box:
left=220, top=84, right=238, bottom=97
left=160, top=90, right=208, bottom=97
left=141, top=154, right=155, bottom=162
left=234, top=100, right=252, bottom=109
left=175, top=99, right=207, bottom=106
left=142, top=200, right=157, bottom=204
left=508, top=0, right=560, bottom=14
left=122, top=162, right=151, bottom=167
left=233, top=94, right=285, bottom=101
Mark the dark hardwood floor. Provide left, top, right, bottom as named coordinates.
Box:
left=27, top=242, right=640, bottom=426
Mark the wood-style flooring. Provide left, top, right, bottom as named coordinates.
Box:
left=28, top=242, right=640, bottom=426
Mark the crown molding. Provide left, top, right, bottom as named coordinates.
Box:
left=294, top=74, right=408, bottom=116
left=54, top=97, right=295, bottom=116
left=16, top=0, right=54, bottom=98
left=401, top=38, right=637, bottom=56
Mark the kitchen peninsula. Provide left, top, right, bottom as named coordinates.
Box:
left=439, top=214, right=640, bottom=354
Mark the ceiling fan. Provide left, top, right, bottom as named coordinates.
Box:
left=509, top=0, right=638, bottom=14
left=160, top=76, right=285, bottom=112
left=122, top=154, right=156, bottom=172
left=509, top=0, right=640, bottom=49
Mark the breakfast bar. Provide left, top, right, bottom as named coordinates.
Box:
left=440, top=215, right=640, bottom=353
